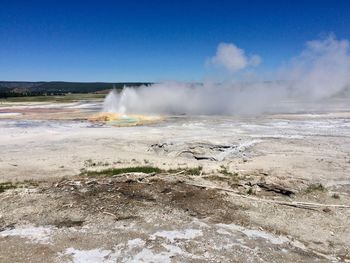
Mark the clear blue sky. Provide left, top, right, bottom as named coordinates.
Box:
left=1, top=0, right=349, bottom=82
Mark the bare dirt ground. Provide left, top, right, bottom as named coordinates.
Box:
left=0, top=100, right=350, bottom=262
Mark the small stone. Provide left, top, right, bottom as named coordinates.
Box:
left=323, top=207, right=331, bottom=213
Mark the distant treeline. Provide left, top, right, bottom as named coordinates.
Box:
left=0, top=81, right=151, bottom=98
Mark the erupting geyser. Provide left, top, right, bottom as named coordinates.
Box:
left=89, top=35, right=350, bottom=124
left=99, top=36, right=350, bottom=117
left=89, top=89, right=162, bottom=126
left=102, top=89, right=122, bottom=113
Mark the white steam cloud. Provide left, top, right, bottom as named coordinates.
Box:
left=103, top=81, right=286, bottom=115
left=104, top=36, right=350, bottom=115
left=283, top=36, right=350, bottom=99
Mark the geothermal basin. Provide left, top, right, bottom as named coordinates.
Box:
left=0, top=97, right=350, bottom=262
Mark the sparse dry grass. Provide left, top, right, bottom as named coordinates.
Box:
left=81, top=165, right=204, bottom=177
left=305, top=183, right=327, bottom=193
left=81, top=166, right=162, bottom=177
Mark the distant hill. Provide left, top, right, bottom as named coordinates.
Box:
left=0, top=81, right=151, bottom=98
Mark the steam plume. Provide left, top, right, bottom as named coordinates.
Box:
left=104, top=36, right=350, bottom=115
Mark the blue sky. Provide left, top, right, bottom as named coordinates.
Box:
left=0, top=0, right=349, bottom=82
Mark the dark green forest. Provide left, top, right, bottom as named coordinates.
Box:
left=0, top=81, right=151, bottom=98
